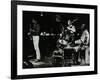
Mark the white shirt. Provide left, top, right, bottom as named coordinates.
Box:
left=81, top=29, right=89, bottom=45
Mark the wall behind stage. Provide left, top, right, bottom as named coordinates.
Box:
left=0, top=0, right=99, bottom=80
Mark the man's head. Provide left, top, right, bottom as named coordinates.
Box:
left=81, top=24, right=86, bottom=30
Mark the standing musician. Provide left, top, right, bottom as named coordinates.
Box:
left=74, top=24, right=90, bottom=65
left=28, top=18, right=41, bottom=62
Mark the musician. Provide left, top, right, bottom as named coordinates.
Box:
left=59, top=19, right=76, bottom=44
left=58, top=19, right=77, bottom=65
left=74, top=24, right=90, bottom=65
left=28, top=18, right=41, bottom=62
left=67, top=19, right=76, bottom=33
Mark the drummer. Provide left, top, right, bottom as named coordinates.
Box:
left=66, top=19, right=76, bottom=43
left=62, top=19, right=76, bottom=46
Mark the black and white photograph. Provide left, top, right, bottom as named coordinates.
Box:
left=11, top=1, right=97, bottom=79
left=23, top=11, right=90, bottom=68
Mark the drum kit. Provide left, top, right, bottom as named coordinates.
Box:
left=51, top=18, right=79, bottom=66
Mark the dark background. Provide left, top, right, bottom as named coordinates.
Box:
left=23, top=11, right=89, bottom=61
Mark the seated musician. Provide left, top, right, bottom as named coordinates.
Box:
left=59, top=19, right=77, bottom=65
left=63, top=19, right=76, bottom=48
left=58, top=19, right=76, bottom=48
left=74, top=24, right=90, bottom=65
